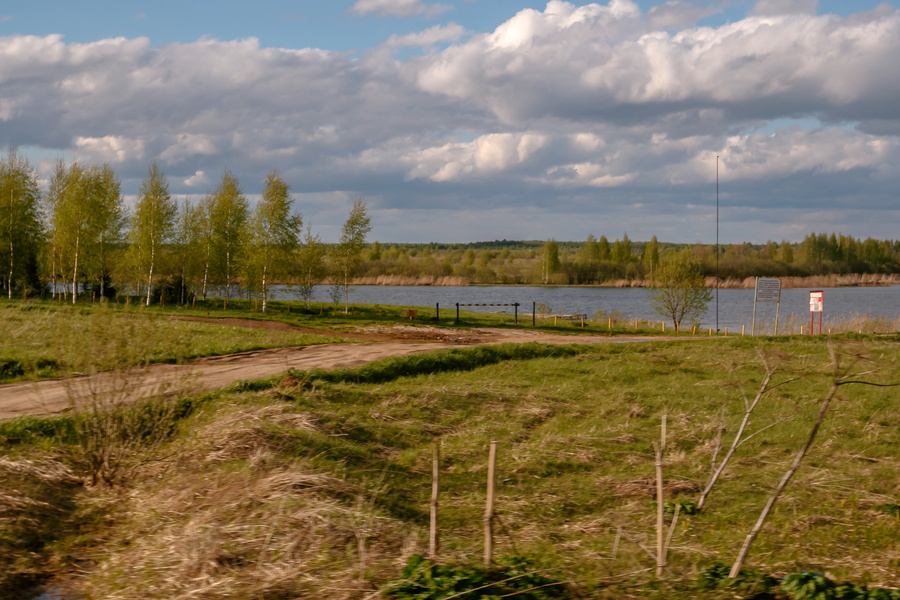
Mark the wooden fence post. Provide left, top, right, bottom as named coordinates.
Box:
left=655, top=414, right=667, bottom=577
left=484, top=441, right=498, bottom=571
left=430, top=439, right=440, bottom=560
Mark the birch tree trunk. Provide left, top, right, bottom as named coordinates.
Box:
left=71, top=232, right=80, bottom=304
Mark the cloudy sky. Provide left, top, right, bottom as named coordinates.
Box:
left=1, top=0, right=898, bottom=244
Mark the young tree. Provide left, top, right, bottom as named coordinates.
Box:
left=209, top=170, right=249, bottom=306
left=650, top=252, right=713, bottom=331
left=580, top=234, right=600, bottom=264
left=247, top=169, right=301, bottom=313
left=0, top=148, right=42, bottom=298
left=539, top=239, right=560, bottom=284
left=89, top=164, right=126, bottom=300
left=131, top=161, right=177, bottom=306
left=643, top=235, right=660, bottom=279
left=172, top=198, right=203, bottom=304
left=198, top=193, right=215, bottom=300
left=296, top=223, right=326, bottom=309
left=49, top=161, right=93, bottom=303
left=336, top=197, right=372, bottom=313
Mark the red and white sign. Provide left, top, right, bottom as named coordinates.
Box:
left=809, top=291, right=824, bottom=313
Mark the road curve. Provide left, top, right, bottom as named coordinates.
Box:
left=0, top=326, right=684, bottom=421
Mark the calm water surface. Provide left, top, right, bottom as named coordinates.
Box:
left=268, top=285, right=900, bottom=332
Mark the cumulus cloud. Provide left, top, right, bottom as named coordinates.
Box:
left=0, top=1, right=899, bottom=241
left=184, top=170, right=209, bottom=187
left=750, top=0, right=817, bottom=17
left=646, top=1, right=721, bottom=29
left=349, top=0, right=450, bottom=18
left=384, top=23, right=466, bottom=47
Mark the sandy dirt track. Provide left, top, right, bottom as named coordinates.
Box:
left=0, top=321, right=675, bottom=420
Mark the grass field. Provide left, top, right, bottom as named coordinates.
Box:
left=0, top=300, right=344, bottom=383
left=2, top=334, right=899, bottom=598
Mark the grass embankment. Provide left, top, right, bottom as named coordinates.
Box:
left=1, top=336, right=899, bottom=598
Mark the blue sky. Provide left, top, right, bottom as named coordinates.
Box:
left=1, top=0, right=899, bottom=243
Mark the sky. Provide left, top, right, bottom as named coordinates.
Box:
left=1, top=0, right=898, bottom=244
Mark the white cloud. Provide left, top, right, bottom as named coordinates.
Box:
left=646, top=1, right=721, bottom=29
left=404, top=133, right=548, bottom=182
left=1, top=2, right=899, bottom=242
left=385, top=23, right=466, bottom=47
left=349, top=0, right=450, bottom=18
left=750, top=0, right=818, bottom=17
left=73, top=135, right=145, bottom=163
left=183, top=170, right=209, bottom=187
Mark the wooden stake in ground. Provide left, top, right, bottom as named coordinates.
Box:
left=429, top=439, right=440, bottom=560
left=655, top=413, right=667, bottom=577
left=729, top=346, right=894, bottom=577
left=484, top=440, right=498, bottom=571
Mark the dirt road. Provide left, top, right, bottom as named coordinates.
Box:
left=0, top=322, right=674, bottom=420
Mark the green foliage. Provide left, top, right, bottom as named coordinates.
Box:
left=246, top=169, right=301, bottom=313
left=295, top=343, right=585, bottom=385
left=663, top=499, right=697, bottom=516
left=336, top=197, right=372, bottom=312
left=874, top=503, right=900, bottom=517
left=778, top=572, right=900, bottom=600
left=0, top=148, right=43, bottom=297
left=209, top=169, right=249, bottom=301
left=650, top=251, right=713, bottom=330
left=130, top=160, right=177, bottom=306
left=697, top=561, right=778, bottom=595
left=383, top=554, right=566, bottom=599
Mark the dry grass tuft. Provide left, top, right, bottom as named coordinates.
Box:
left=600, top=477, right=700, bottom=498
left=200, top=404, right=318, bottom=463
left=87, top=458, right=406, bottom=599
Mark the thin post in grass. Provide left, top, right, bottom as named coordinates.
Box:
left=655, top=413, right=667, bottom=577
left=430, top=439, right=440, bottom=560
left=436, top=302, right=439, bottom=321
left=484, top=440, right=498, bottom=571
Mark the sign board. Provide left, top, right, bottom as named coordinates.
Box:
left=755, top=278, right=781, bottom=302
left=809, top=291, right=824, bottom=313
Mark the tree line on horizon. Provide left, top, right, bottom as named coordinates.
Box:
left=1, top=149, right=898, bottom=301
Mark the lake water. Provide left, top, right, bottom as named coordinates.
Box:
left=267, top=284, right=900, bottom=332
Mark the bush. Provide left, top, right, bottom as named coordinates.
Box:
left=383, top=554, right=567, bottom=599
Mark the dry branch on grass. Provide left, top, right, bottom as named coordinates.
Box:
left=697, top=353, right=798, bottom=511
left=729, top=345, right=898, bottom=577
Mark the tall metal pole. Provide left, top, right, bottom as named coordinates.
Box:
left=716, top=155, right=719, bottom=334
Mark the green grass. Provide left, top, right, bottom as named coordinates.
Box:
left=2, top=332, right=899, bottom=597
left=0, top=300, right=341, bottom=383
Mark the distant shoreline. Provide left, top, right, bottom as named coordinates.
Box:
left=346, top=273, right=900, bottom=289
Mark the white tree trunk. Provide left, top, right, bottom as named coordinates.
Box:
left=146, top=235, right=155, bottom=306
left=261, top=264, right=267, bottom=313
left=71, top=233, right=80, bottom=304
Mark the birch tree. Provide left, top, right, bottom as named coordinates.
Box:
left=199, top=193, right=215, bottom=300
left=0, top=148, right=42, bottom=298
left=210, top=170, right=248, bottom=306
left=173, top=198, right=202, bottom=305
left=131, top=161, right=177, bottom=306
left=336, top=197, right=371, bottom=313
left=49, top=161, right=92, bottom=303
left=89, top=164, right=126, bottom=300
left=296, top=224, right=326, bottom=308
left=246, top=169, right=301, bottom=313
